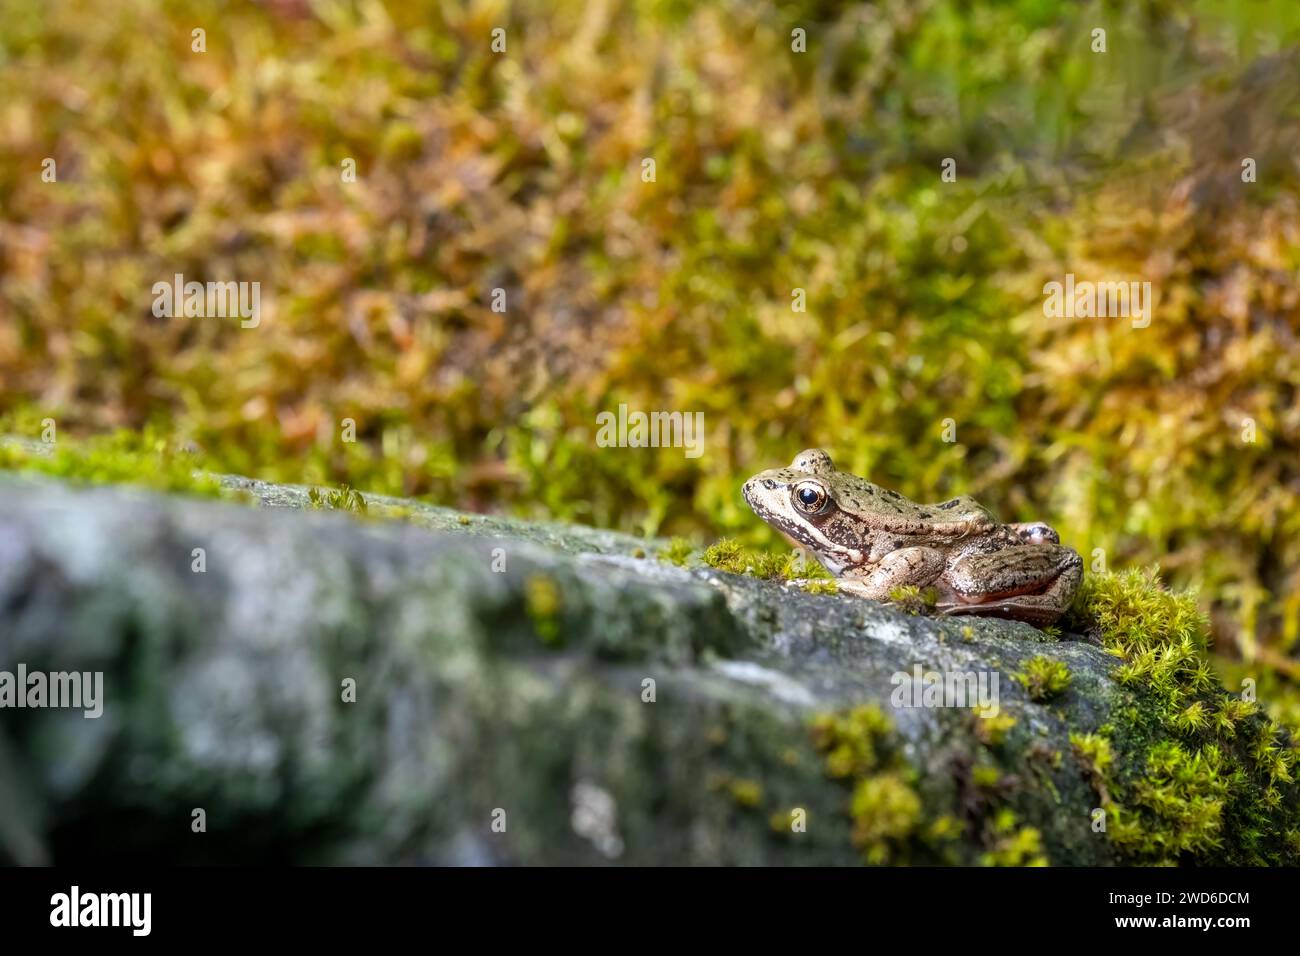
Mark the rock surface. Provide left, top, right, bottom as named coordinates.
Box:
left=0, top=473, right=1192, bottom=865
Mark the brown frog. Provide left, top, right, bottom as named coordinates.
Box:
left=742, top=449, right=1082, bottom=626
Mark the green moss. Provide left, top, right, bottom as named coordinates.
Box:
left=795, top=556, right=833, bottom=580
left=657, top=537, right=695, bottom=567
left=1067, top=566, right=1207, bottom=709
left=810, top=706, right=923, bottom=864
left=1076, top=732, right=1236, bottom=861
left=1212, top=696, right=1258, bottom=738
left=973, top=708, right=1017, bottom=747
left=972, top=765, right=1003, bottom=790
left=699, top=538, right=834, bottom=584
left=1071, top=732, right=1115, bottom=785
left=850, top=774, right=922, bottom=864
left=810, top=706, right=896, bottom=781
left=523, top=574, right=564, bottom=646
left=810, top=704, right=1053, bottom=866
left=307, top=485, right=368, bottom=514
left=701, top=538, right=783, bottom=578
left=768, top=809, right=803, bottom=834
left=979, top=809, right=1048, bottom=867
left=701, top=538, right=760, bottom=575
left=0, top=431, right=223, bottom=499
left=887, top=584, right=937, bottom=615
left=925, top=815, right=964, bottom=845
left=800, top=579, right=839, bottom=596
left=1068, top=569, right=1300, bottom=865
left=727, top=778, right=764, bottom=809
left=795, top=570, right=1298, bottom=867
left=379, top=121, right=423, bottom=161
left=1015, top=656, right=1072, bottom=702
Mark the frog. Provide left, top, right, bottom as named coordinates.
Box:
left=741, top=449, right=1082, bottom=627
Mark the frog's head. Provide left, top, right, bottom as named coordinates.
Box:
left=742, top=448, right=843, bottom=551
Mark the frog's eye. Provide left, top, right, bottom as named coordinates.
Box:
left=793, top=481, right=828, bottom=515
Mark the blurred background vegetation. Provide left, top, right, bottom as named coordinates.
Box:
left=1, top=1, right=1298, bottom=716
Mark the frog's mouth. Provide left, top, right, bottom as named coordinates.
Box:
left=742, top=477, right=818, bottom=545
left=741, top=476, right=784, bottom=517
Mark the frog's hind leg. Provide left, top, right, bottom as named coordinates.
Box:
left=936, top=545, right=1082, bottom=627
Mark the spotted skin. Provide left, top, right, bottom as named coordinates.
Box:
left=742, top=449, right=1082, bottom=627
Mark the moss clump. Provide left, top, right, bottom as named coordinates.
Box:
left=768, top=809, right=804, bottom=834
left=1211, top=696, right=1259, bottom=738
left=1068, top=569, right=1300, bottom=865
left=727, top=779, right=764, bottom=809
left=0, top=432, right=222, bottom=499
left=700, top=538, right=833, bottom=583
left=810, top=706, right=923, bottom=864
left=811, top=705, right=897, bottom=781
left=657, top=537, right=695, bottom=567
left=979, top=809, right=1048, bottom=867
left=925, top=815, right=964, bottom=847
left=1127, top=742, right=1233, bottom=857
left=307, top=485, right=367, bottom=514
left=800, top=579, right=839, bottom=596
left=972, top=764, right=1003, bottom=790
left=1015, top=656, right=1072, bottom=702
left=702, top=539, right=778, bottom=577
left=1070, top=733, right=1115, bottom=800
left=819, top=568, right=1300, bottom=868
left=1067, top=566, right=1209, bottom=709
left=887, top=584, right=937, bottom=615
left=849, top=774, right=923, bottom=864
left=523, top=574, right=564, bottom=646
left=810, top=704, right=1051, bottom=866
left=972, top=708, right=1017, bottom=747
left=1075, top=732, right=1234, bottom=860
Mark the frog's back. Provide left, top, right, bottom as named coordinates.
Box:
left=922, top=493, right=998, bottom=531
left=834, top=473, right=996, bottom=534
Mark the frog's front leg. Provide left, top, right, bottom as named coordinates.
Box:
left=937, top=544, right=1082, bottom=627
left=835, top=547, right=947, bottom=601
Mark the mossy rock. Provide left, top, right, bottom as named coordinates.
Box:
left=0, top=472, right=1295, bottom=865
